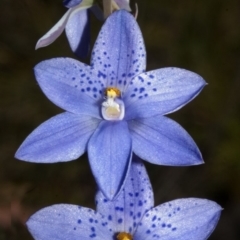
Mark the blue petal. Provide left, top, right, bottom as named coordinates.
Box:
left=15, top=112, right=100, bottom=163
left=129, top=116, right=203, bottom=166
left=27, top=204, right=112, bottom=240
left=88, top=120, right=132, bottom=200
left=90, top=10, right=146, bottom=93
left=34, top=58, right=105, bottom=117
left=65, top=9, right=90, bottom=58
left=63, top=0, right=82, bottom=8
left=124, top=67, right=206, bottom=119
left=134, top=198, right=222, bottom=240
left=35, top=8, right=73, bottom=50
left=96, top=156, right=154, bottom=234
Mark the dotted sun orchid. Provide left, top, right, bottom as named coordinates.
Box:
left=26, top=157, right=221, bottom=240
left=36, top=0, right=131, bottom=58
left=16, top=10, right=206, bottom=199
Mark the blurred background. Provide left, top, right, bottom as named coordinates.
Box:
left=1, top=0, right=240, bottom=239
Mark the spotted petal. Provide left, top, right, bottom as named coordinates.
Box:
left=129, top=115, right=203, bottom=166
left=135, top=198, right=222, bottom=240
left=124, top=67, right=206, bottom=119
left=65, top=9, right=90, bottom=58
left=88, top=120, right=132, bottom=200
left=91, top=10, right=146, bottom=93
left=15, top=112, right=100, bottom=163
left=34, top=58, right=106, bottom=117
left=96, top=157, right=154, bottom=234
left=27, top=204, right=112, bottom=240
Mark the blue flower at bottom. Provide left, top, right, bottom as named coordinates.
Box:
left=27, top=158, right=221, bottom=240
left=16, top=10, right=206, bottom=199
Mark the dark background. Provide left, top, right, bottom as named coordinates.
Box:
left=1, top=0, right=240, bottom=239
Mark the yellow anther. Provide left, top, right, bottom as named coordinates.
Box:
left=105, top=87, right=121, bottom=98
left=117, top=232, right=133, bottom=240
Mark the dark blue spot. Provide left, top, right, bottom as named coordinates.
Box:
left=172, top=227, right=177, bottom=231
left=78, top=219, right=82, bottom=224
left=162, top=223, right=166, bottom=228
left=139, top=87, right=145, bottom=93
left=118, top=218, right=123, bottom=223
left=146, top=230, right=151, bottom=234
left=138, top=76, right=144, bottom=82
left=108, top=215, right=112, bottom=221
left=98, top=71, right=106, bottom=79
left=86, top=87, right=91, bottom=91
left=91, top=227, right=95, bottom=232
left=152, top=216, right=157, bottom=221
left=90, top=233, right=96, bottom=238
left=81, top=74, right=86, bottom=77
left=89, top=218, right=93, bottom=223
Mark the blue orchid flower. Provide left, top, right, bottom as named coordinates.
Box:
left=36, top=0, right=92, bottom=58
left=16, top=10, right=206, bottom=199
left=26, top=158, right=221, bottom=240
left=36, top=0, right=131, bottom=58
